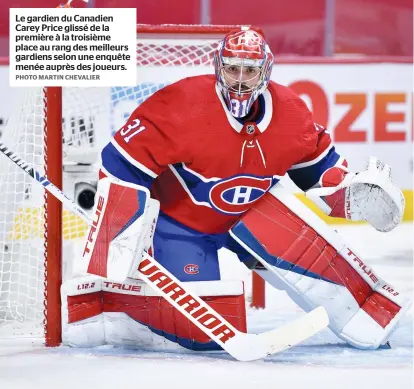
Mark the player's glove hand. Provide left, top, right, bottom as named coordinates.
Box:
left=305, top=157, right=405, bottom=232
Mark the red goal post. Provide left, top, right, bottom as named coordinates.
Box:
left=0, top=24, right=265, bottom=347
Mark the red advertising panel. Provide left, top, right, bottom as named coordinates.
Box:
left=335, top=0, right=413, bottom=56
left=210, top=0, right=326, bottom=55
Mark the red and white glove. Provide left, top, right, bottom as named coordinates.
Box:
left=306, top=157, right=405, bottom=232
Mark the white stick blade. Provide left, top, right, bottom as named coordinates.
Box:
left=228, top=306, right=329, bottom=362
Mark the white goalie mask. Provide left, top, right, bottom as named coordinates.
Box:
left=214, top=27, right=274, bottom=118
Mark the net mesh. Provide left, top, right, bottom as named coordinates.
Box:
left=0, top=34, right=223, bottom=338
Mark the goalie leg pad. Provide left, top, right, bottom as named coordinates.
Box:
left=61, top=277, right=246, bottom=351
left=230, top=189, right=411, bottom=349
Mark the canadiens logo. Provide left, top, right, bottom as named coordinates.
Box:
left=209, top=176, right=273, bottom=214
left=172, top=164, right=278, bottom=217
left=184, top=264, right=199, bottom=275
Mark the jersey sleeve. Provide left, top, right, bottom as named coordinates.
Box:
left=288, top=123, right=346, bottom=191
left=101, top=86, right=188, bottom=189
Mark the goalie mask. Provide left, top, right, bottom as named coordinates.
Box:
left=214, top=27, right=274, bottom=118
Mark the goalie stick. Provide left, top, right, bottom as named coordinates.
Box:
left=0, top=142, right=90, bottom=222
left=0, top=141, right=329, bottom=361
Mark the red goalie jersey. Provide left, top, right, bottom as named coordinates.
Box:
left=101, top=75, right=344, bottom=234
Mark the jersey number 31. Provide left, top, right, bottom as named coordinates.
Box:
left=120, top=119, right=146, bottom=143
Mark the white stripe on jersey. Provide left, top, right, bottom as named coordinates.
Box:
left=111, top=138, right=158, bottom=178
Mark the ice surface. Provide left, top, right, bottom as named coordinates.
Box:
left=0, top=223, right=412, bottom=389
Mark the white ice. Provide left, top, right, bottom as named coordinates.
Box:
left=0, top=223, right=412, bottom=389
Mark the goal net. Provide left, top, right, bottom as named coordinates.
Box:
left=0, top=25, right=265, bottom=345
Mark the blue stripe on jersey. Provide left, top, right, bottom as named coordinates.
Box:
left=287, top=147, right=340, bottom=191
left=101, top=142, right=154, bottom=188
left=172, top=163, right=280, bottom=215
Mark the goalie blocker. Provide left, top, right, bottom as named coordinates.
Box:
left=230, top=185, right=411, bottom=349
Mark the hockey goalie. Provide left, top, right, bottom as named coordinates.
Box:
left=61, top=27, right=410, bottom=355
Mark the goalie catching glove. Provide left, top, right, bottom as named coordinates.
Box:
left=306, top=157, right=405, bottom=232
